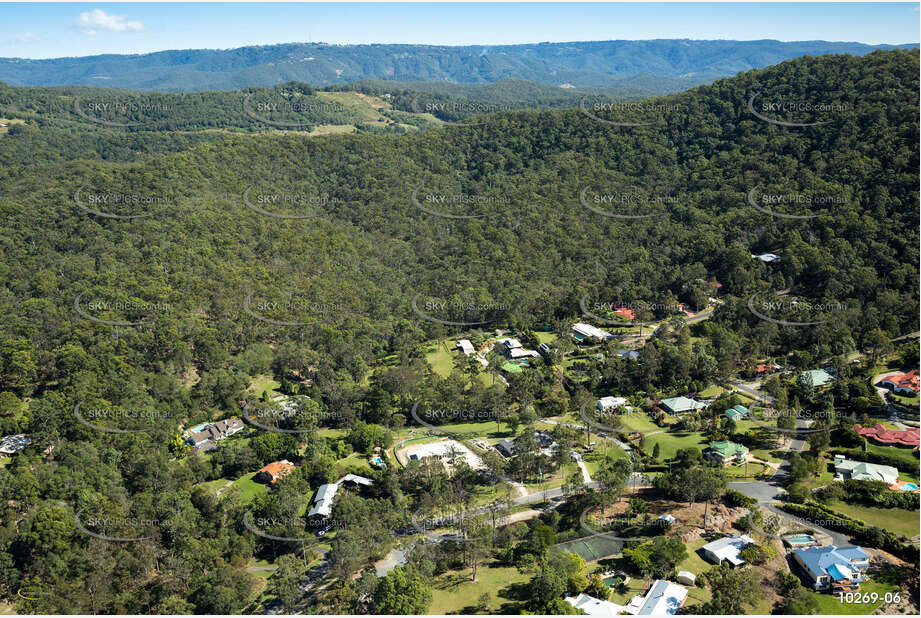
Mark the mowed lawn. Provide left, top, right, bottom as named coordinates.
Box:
left=645, top=431, right=709, bottom=461
left=807, top=577, right=901, bottom=615
left=229, top=472, right=269, bottom=503
left=248, top=375, right=281, bottom=395
left=825, top=500, right=920, bottom=538
left=429, top=563, right=530, bottom=614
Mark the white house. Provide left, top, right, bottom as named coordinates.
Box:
left=833, top=455, right=899, bottom=485
left=700, top=535, right=755, bottom=567
left=456, top=339, right=475, bottom=355
left=308, top=474, right=375, bottom=518
left=565, top=593, right=626, bottom=616
left=566, top=580, right=688, bottom=616
left=752, top=253, right=781, bottom=263
left=572, top=322, right=613, bottom=342
left=597, top=396, right=628, bottom=412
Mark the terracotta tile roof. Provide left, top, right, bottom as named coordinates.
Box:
left=854, top=423, right=920, bottom=449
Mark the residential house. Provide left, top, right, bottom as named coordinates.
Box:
left=617, top=349, right=640, bottom=361
left=256, top=459, right=295, bottom=484
left=495, top=439, right=515, bottom=458
left=597, top=396, right=628, bottom=412
left=572, top=322, right=613, bottom=342
left=565, top=580, right=688, bottom=616
left=627, top=579, right=688, bottom=615
left=705, top=440, right=749, bottom=465
left=456, top=339, right=475, bottom=355
left=755, top=363, right=779, bottom=375
left=507, top=347, right=541, bottom=360
left=659, top=396, right=708, bottom=415
left=853, top=424, right=920, bottom=449
left=565, top=593, right=625, bottom=616
left=308, top=474, right=374, bottom=518
left=752, top=253, right=781, bottom=263
left=657, top=514, right=676, bottom=525
left=0, top=434, right=30, bottom=455
left=187, top=418, right=245, bottom=451
left=724, top=404, right=749, bottom=422
left=799, top=369, right=833, bottom=388
left=833, top=455, right=899, bottom=484
left=700, top=534, right=755, bottom=567
left=613, top=307, right=636, bottom=320
left=792, top=545, right=870, bottom=591
left=676, top=571, right=696, bottom=587
left=878, top=370, right=919, bottom=396
left=500, top=337, right=522, bottom=351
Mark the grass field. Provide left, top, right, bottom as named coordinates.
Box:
left=229, top=472, right=269, bottom=503
left=425, top=341, right=457, bottom=377
left=645, top=431, right=709, bottom=461
left=615, top=412, right=660, bottom=433
left=248, top=375, right=281, bottom=395
left=428, top=563, right=530, bottom=614
left=824, top=500, right=920, bottom=538
left=698, top=385, right=724, bottom=398
left=676, top=537, right=712, bottom=576
left=807, top=577, right=901, bottom=615
left=535, top=332, right=559, bottom=344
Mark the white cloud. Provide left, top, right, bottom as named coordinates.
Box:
left=76, top=9, right=144, bottom=35
left=10, top=32, right=40, bottom=43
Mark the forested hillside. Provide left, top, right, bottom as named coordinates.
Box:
left=1, top=38, right=914, bottom=91
left=0, top=49, right=917, bottom=613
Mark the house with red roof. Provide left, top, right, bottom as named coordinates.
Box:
left=853, top=424, right=920, bottom=450
left=256, top=460, right=296, bottom=484
left=878, top=370, right=919, bottom=396
left=614, top=307, right=636, bottom=320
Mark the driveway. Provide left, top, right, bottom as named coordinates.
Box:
left=729, top=381, right=775, bottom=405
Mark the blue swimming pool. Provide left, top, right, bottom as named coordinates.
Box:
left=899, top=482, right=918, bottom=491
left=785, top=534, right=815, bottom=545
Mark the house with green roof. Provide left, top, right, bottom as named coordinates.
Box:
left=833, top=454, right=898, bottom=485
left=799, top=369, right=833, bottom=388
left=705, top=440, right=749, bottom=465
left=660, top=396, right=708, bottom=415
left=724, top=404, right=749, bottom=421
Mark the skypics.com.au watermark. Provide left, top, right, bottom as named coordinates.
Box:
left=410, top=293, right=512, bottom=327
left=748, top=93, right=852, bottom=128
left=73, top=96, right=174, bottom=127
left=579, top=187, right=677, bottom=219
left=409, top=98, right=514, bottom=127
left=243, top=293, right=350, bottom=327
left=242, top=400, right=343, bottom=434
left=241, top=186, right=342, bottom=219
left=747, top=185, right=847, bottom=220
left=74, top=294, right=172, bottom=327
left=747, top=291, right=846, bottom=327
left=411, top=184, right=510, bottom=219
left=74, top=510, right=163, bottom=542
left=580, top=97, right=683, bottom=127
left=243, top=93, right=346, bottom=129
left=74, top=186, right=172, bottom=219
left=74, top=402, right=172, bottom=434
left=410, top=403, right=499, bottom=435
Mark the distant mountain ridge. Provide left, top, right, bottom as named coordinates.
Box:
left=0, top=38, right=916, bottom=92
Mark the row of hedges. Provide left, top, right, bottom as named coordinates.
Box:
left=778, top=502, right=917, bottom=562
left=830, top=447, right=919, bottom=474
left=724, top=463, right=771, bottom=479
left=816, top=479, right=920, bottom=510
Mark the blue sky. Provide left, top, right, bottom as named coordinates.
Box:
left=1, top=2, right=918, bottom=59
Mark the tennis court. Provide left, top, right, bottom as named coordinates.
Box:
left=553, top=534, right=624, bottom=561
